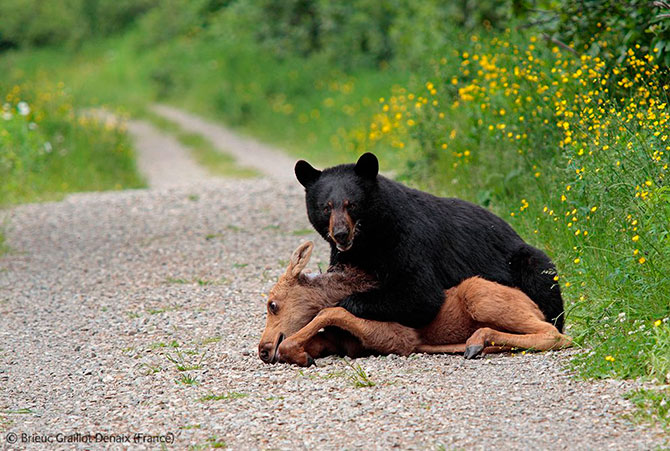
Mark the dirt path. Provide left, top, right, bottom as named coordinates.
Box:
left=0, top=107, right=665, bottom=450
left=126, top=119, right=213, bottom=188
left=151, top=104, right=296, bottom=182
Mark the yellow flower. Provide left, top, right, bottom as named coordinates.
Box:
left=605, top=355, right=615, bottom=362
left=574, top=258, right=580, bottom=264
left=638, top=257, right=646, bottom=264
left=654, top=319, right=662, bottom=327
left=632, top=235, right=640, bottom=242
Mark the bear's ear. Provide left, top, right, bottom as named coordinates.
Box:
left=354, top=152, right=379, bottom=179
left=295, top=160, right=322, bottom=188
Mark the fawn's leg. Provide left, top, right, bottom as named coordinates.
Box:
left=302, top=329, right=368, bottom=360
left=464, top=326, right=572, bottom=359
left=415, top=343, right=520, bottom=355
left=414, top=343, right=467, bottom=354
left=279, top=307, right=420, bottom=366
left=303, top=332, right=339, bottom=359
left=451, top=278, right=573, bottom=359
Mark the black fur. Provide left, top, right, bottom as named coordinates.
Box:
left=295, top=153, right=565, bottom=331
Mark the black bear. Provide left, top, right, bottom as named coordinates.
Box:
left=294, top=152, right=565, bottom=332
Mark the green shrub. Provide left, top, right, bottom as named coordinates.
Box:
left=0, top=0, right=158, bottom=48
left=529, top=0, right=670, bottom=69
left=0, top=0, right=84, bottom=47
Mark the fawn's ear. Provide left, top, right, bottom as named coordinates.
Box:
left=287, top=241, right=314, bottom=278
left=354, top=152, right=378, bottom=179
left=295, top=160, right=322, bottom=188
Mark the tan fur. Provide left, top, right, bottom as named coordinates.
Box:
left=259, top=242, right=573, bottom=366
left=328, top=202, right=356, bottom=245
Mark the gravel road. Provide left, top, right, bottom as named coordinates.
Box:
left=0, top=112, right=666, bottom=450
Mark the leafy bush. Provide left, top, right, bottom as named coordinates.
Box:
left=528, top=0, right=670, bottom=69
left=0, top=0, right=84, bottom=47
left=0, top=0, right=157, bottom=48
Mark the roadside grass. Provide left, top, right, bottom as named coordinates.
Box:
left=139, top=109, right=258, bottom=178
left=0, top=80, right=145, bottom=207
left=0, top=33, right=155, bottom=115
left=625, top=387, right=670, bottom=432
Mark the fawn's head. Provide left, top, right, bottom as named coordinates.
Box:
left=258, top=241, right=378, bottom=364
left=258, top=241, right=376, bottom=364
left=258, top=241, right=324, bottom=364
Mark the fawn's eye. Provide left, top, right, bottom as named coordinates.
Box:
left=268, top=301, right=278, bottom=314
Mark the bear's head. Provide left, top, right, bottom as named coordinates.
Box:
left=294, top=152, right=379, bottom=253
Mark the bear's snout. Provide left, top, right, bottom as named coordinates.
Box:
left=328, top=208, right=356, bottom=252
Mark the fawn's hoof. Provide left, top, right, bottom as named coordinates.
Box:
left=289, top=352, right=315, bottom=367
left=464, top=345, right=484, bottom=359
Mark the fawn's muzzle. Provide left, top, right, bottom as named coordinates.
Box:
left=258, top=333, right=284, bottom=364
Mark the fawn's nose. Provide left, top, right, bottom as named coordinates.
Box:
left=258, top=343, right=274, bottom=363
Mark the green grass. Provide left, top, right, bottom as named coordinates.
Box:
left=166, top=349, right=205, bottom=372
left=624, top=387, right=670, bottom=432
left=291, top=228, right=314, bottom=236
left=198, top=392, right=248, bottom=402
left=2, top=408, right=33, bottom=414
left=343, top=359, right=376, bottom=388
left=200, top=336, right=221, bottom=345
left=188, top=436, right=227, bottom=450
left=175, top=374, right=199, bottom=386
left=150, top=340, right=180, bottom=349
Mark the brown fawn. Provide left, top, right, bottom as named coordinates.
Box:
left=258, top=241, right=572, bottom=366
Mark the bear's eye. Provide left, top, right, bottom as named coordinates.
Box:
left=323, top=204, right=332, bottom=214
left=268, top=301, right=278, bottom=314
left=348, top=202, right=356, bottom=210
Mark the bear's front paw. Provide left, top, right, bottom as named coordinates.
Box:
left=278, top=339, right=315, bottom=367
